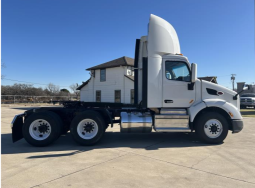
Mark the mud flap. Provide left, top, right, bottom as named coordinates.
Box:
left=12, top=116, right=24, bottom=142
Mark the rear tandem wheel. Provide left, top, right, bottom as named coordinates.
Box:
left=22, top=111, right=63, bottom=147
left=70, top=111, right=106, bottom=146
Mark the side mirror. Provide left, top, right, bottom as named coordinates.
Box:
left=243, top=85, right=250, bottom=91
left=191, top=63, right=197, bottom=83
left=233, top=84, right=250, bottom=100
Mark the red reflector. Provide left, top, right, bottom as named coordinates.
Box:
left=217, top=91, right=224, bottom=95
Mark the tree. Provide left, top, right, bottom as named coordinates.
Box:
left=46, top=83, right=60, bottom=95
left=1, top=62, right=6, bottom=79
left=69, top=83, right=80, bottom=98
left=1, top=84, right=45, bottom=96
left=60, top=89, right=70, bottom=96
left=60, top=89, right=69, bottom=93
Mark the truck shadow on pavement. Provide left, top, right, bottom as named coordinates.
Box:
left=1, top=131, right=217, bottom=159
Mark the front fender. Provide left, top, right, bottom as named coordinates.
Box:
left=203, top=99, right=242, bottom=120
left=188, top=102, right=206, bottom=122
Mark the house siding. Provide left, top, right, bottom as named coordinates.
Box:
left=80, top=66, right=134, bottom=103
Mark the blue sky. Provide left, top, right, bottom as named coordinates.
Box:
left=1, top=0, right=254, bottom=90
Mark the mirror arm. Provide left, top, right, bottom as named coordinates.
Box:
left=233, top=90, right=244, bottom=100
left=233, top=94, right=238, bottom=100
left=233, top=85, right=250, bottom=100
left=188, top=82, right=195, bottom=90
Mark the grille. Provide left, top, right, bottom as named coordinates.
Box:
left=241, top=99, right=252, bottom=102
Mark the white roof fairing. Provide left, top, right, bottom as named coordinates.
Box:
left=148, top=14, right=181, bottom=57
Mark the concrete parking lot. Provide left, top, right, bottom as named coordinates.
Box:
left=1, top=105, right=255, bottom=188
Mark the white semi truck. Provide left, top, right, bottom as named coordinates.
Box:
left=11, top=14, right=247, bottom=147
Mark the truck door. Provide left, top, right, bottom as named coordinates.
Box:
left=162, top=59, right=195, bottom=108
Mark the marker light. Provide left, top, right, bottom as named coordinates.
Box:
left=229, top=112, right=234, bottom=117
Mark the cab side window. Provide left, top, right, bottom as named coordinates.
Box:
left=165, top=61, right=191, bottom=82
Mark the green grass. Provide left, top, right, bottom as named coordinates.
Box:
left=240, top=108, right=255, bottom=117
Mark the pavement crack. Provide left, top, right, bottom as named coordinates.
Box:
left=29, top=152, right=129, bottom=188
left=120, top=150, right=255, bottom=185
left=191, top=148, right=223, bottom=168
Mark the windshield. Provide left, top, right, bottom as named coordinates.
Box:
left=241, top=94, right=255, bottom=97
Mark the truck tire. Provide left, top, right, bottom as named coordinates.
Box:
left=22, top=111, right=63, bottom=147
left=195, top=112, right=229, bottom=144
left=70, top=111, right=106, bottom=146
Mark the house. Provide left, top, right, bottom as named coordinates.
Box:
left=77, top=56, right=135, bottom=103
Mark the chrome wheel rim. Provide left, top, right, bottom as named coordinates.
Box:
left=204, top=119, right=223, bottom=138
left=29, top=119, right=51, bottom=140
left=77, top=119, right=98, bottom=140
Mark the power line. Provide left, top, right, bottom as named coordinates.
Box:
left=216, top=74, right=231, bottom=77
left=2, top=78, right=70, bottom=87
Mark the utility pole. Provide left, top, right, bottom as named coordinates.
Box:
left=231, top=74, right=236, bottom=91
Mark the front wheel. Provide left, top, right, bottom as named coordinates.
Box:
left=195, top=112, right=229, bottom=144
left=70, top=111, right=106, bottom=146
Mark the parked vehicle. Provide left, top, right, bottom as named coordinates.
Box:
left=11, top=14, right=247, bottom=147
left=240, top=93, right=255, bottom=108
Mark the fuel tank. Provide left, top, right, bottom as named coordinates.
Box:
left=120, top=112, right=152, bottom=133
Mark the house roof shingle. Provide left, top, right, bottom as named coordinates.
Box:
left=198, top=76, right=218, bottom=84
left=86, top=56, right=134, bottom=70
left=77, top=78, right=91, bottom=90
left=124, top=75, right=134, bottom=81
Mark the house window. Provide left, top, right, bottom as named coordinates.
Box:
left=130, top=89, right=134, bottom=104
left=96, top=90, right=101, bottom=102
left=100, top=69, right=106, bottom=82
left=115, top=90, right=121, bottom=103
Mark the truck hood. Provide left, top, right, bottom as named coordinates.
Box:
left=201, top=80, right=239, bottom=108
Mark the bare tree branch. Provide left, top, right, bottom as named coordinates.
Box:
left=69, top=83, right=80, bottom=98
left=46, top=83, right=60, bottom=95
left=1, top=62, right=6, bottom=79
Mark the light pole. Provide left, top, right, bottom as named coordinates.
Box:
left=231, top=74, right=236, bottom=91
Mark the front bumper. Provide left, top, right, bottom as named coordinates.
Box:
left=232, top=120, right=243, bottom=133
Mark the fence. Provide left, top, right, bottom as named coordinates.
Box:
left=1, top=95, right=79, bottom=104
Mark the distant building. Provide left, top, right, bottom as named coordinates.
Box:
left=237, top=82, right=255, bottom=94
left=77, top=56, right=135, bottom=103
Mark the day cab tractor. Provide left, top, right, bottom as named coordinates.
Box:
left=11, top=14, right=247, bottom=147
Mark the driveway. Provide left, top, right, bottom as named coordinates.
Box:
left=2, top=105, right=255, bottom=188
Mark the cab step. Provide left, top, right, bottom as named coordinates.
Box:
left=160, top=108, right=187, bottom=115
left=154, top=108, right=190, bottom=132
